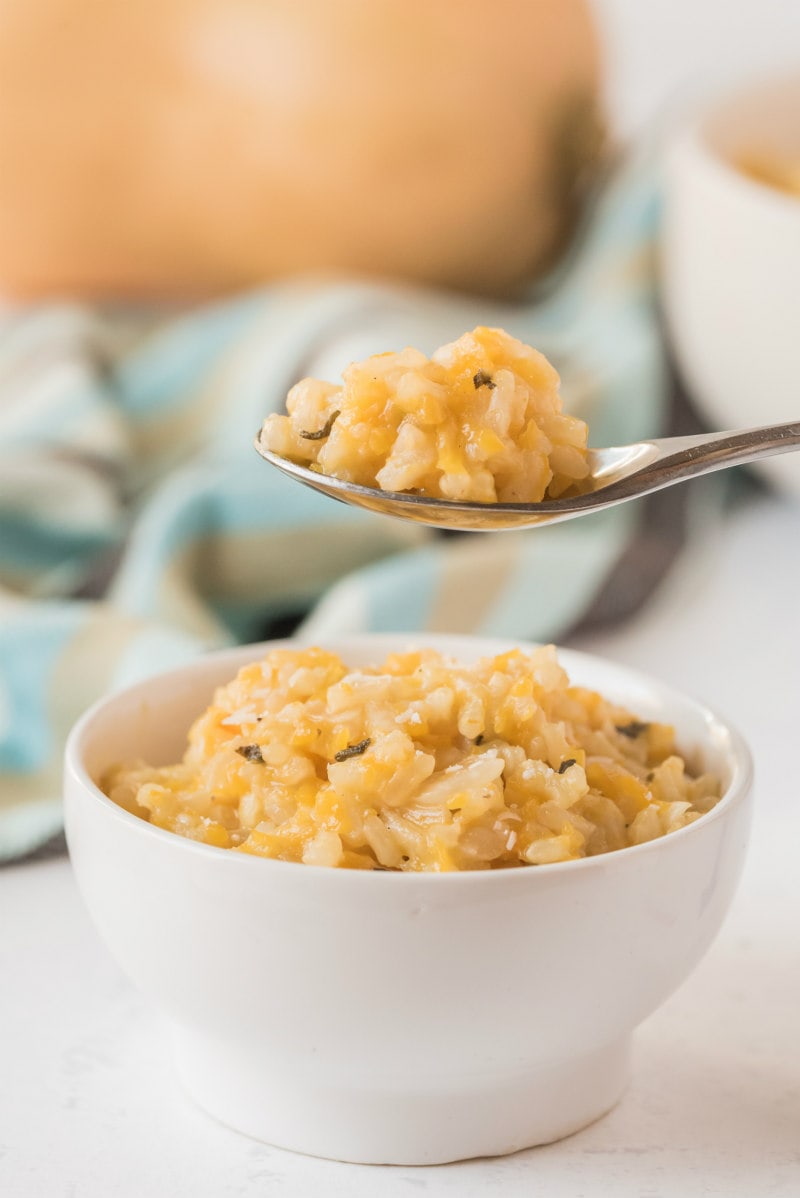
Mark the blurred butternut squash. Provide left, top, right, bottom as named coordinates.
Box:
left=0, top=0, right=603, bottom=299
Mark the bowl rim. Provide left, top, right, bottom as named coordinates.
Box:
left=681, top=129, right=800, bottom=217
left=673, top=73, right=800, bottom=216
left=64, top=633, right=753, bottom=885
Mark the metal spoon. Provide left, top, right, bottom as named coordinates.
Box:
left=254, top=420, right=800, bottom=532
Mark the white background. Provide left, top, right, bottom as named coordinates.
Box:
left=598, top=0, right=800, bottom=135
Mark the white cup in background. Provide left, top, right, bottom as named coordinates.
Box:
left=662, top=74, right=800, bottom=492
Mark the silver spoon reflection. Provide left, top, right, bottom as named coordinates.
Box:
left=254, top=420, right=800, bottom=532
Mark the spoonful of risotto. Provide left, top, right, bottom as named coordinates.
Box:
left=255, top=327, right=800, bottom=532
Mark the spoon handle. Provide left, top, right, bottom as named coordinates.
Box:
left=630, top=420, right=800, bottom=492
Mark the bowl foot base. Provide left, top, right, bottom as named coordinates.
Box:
left=172, top=1028, right=631, bottom=1165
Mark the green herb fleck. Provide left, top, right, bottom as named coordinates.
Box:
left=334, top=737, right=372, bottom=762
left=615, top=721, right=650, bottom=739
left=473, top=371, right=496, bottom=390
left=236, top=744, right=265, bottom=764
left=299, top=410, right=340, bottom=440
left=558, top=758, right=577, bottom=774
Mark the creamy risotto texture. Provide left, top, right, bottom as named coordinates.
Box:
left=260, top=327, right=590, bottom=503
left=104, top=646, right=721, bottom=871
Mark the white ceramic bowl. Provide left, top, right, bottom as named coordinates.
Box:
left=662, top=74, right=800, bottom=492
left=64, top=634, right=752, bottom=1165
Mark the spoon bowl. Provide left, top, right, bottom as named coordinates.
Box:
left=255, top=420, right=800, bottom=531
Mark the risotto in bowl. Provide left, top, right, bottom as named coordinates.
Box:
left=64, top=634, right=752, bottom=1165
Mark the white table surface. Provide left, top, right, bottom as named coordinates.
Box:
left=2, top=492, right=799, bottom=1198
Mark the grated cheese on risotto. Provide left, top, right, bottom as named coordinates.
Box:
left=260, top=327, right=590, bottom=503
left=104, top=646, right=721, bottom=872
